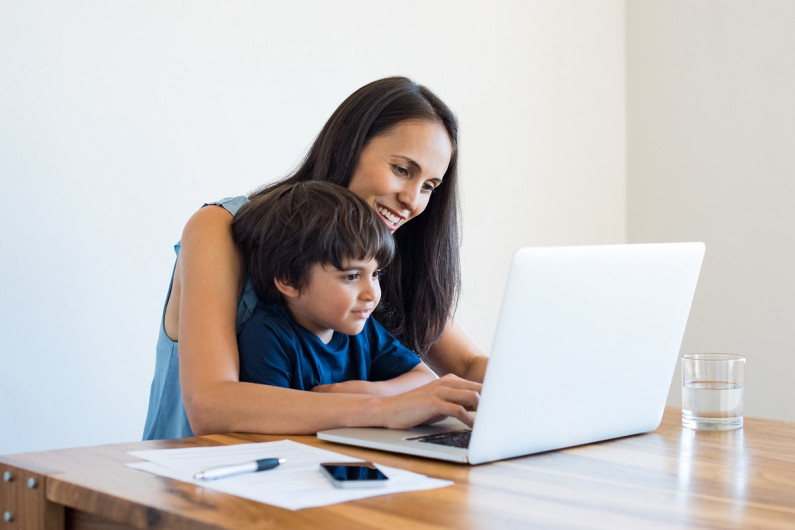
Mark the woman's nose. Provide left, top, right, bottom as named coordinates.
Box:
left=397, top=182, right=422, bottom=212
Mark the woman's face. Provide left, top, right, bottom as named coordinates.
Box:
left=348, top=120, right=453, bottom=233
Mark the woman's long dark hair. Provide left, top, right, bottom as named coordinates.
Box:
left=251, top=76, right=460, bottom=354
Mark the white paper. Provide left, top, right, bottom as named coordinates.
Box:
left=127, top=439, right=452, bottom=510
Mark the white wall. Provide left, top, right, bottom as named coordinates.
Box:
left=0, top=1, right=626, bottom=454
left=627, top=1, right=795, bottom=421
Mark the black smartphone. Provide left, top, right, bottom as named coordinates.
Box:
left=319, top=461, right=389, bottom=488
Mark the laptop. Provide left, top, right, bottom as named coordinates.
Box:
left=318, top=242, right=705, bottom=464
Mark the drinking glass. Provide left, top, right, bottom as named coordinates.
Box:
left=681, top=353, right=745, bottom=431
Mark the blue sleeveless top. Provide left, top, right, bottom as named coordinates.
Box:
left=142, top=196, right=256, bottom=440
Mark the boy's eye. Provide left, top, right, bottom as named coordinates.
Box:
left=343, top=273, right=359, bottom=281
left=372, top=269, right=382, bottom=280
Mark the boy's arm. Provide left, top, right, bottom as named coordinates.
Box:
left=312, top=362, right=437, bottom=396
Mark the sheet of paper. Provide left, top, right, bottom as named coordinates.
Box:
left=127, top=439, right=452, bottom=510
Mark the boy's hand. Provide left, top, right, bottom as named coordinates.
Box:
left=311, top=363, right=438, bottom=396
left=311, top=380, right=374, bottom=394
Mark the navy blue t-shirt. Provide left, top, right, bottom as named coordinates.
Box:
left=238, top=303, right=421, bottom=390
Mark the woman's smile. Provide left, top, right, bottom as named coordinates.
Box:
left=376, top=204, right=405, bottom=231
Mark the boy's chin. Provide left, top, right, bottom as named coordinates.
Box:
left=340, top=323, right=367, bottom=336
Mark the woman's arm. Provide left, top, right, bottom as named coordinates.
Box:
left=176, top=204, right=261, bottom=434
left=424, top=318, right=489, bottom=383
left=173, top=205, right=480, bottom=434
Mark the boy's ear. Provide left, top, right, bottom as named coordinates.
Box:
left=274, top=277, right=300, bottom=299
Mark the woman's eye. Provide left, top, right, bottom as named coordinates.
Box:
left=422, top=181, right=438, bottom=193
left=392, top=165, right=409, bottom=176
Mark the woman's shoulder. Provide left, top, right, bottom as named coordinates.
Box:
left=204, top=195, right=250, bottom=215
left=178, top=197, right=247, bottom=290
left=182, top=196, right=249, bottom=239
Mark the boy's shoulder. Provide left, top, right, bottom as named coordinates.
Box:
left=360, top=316, right=409, bottom=351
left=239, top=303, right=295, bottom=339
left=360, top=316, right=391, bottom=337
left=245, top=302, right=292, bottom=327
left=238, top=303, right=305, bottom=358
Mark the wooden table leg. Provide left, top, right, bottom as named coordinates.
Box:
left=1, top=463, right=65, bottom=530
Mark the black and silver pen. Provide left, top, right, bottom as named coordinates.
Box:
left=193, top=458, right=286, bottom=480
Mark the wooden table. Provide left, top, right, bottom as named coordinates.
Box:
left=1, top=408, right=794, bottom=529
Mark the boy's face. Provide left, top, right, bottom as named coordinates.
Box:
left=284, top=259, right=382, bottom=344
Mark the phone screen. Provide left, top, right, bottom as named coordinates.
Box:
left=320, top=462, right=389, bottom=488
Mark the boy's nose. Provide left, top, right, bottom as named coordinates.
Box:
left=360, top=278, right=378, bottom=301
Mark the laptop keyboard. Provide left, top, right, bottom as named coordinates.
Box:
left=407, top=429, right=471, bottom=448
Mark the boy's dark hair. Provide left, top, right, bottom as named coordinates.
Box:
left=232, top=181, right=395, bottom=305
left=249, top=76, right=460, bottom=354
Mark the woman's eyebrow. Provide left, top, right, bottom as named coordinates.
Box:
left=393, top=155, right=421, bottom=172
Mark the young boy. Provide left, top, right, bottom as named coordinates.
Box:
left=231, top=181, right=437, bottom=395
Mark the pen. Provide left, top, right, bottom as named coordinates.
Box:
left=193, top=458, right=286, bottom=480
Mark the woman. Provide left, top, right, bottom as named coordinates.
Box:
left=144, top=77, right=487, bottom=440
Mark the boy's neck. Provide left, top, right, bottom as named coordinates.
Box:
left=281, top=301, right=334, bottom=344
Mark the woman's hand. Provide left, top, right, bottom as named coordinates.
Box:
left=314, top=374, right=480, bottom=429
left=375, top=374, right=481, bottom=429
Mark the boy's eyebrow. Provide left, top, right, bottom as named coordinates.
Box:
left=337, top=261, right=378, bottom=272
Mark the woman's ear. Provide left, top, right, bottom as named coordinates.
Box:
left=274, top=277, right=300, bottom=299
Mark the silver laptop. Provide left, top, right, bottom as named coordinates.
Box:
left=318, top=242, right=705, bottom=464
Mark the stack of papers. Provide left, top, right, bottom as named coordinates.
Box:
left=127, top=439, right=452, bottom=510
